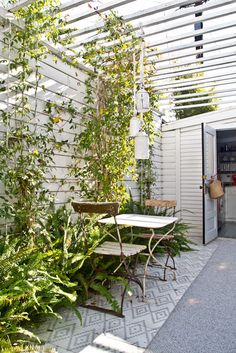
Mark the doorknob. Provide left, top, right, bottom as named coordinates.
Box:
left=199, top=185, right=204, bottom=190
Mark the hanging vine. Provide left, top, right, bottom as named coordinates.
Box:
left=70, top=13, right=159, bottom=206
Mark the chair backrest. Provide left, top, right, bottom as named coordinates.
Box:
left=145, top=199, right=176, bottom=216
left=145, top=200, right=176, bottom=208
left=72, top=202, right=119, bottom=216
left=72, top=201, right=121, bottom=250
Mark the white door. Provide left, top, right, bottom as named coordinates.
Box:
left=202, top=124, right=218, bottom=244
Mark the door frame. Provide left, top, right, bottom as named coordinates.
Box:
left=202, top=123, right=217, bottom=245
left=202, top=123, right=236, bottom=244
left=201, top=123, right=206, bottom=244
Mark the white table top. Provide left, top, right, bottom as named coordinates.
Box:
left=98, top=214, right=178, bottom=229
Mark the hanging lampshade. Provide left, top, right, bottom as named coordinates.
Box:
left=136, top=87, right=150, bottom=113
left=129, top=115, right=140, bottom=137
left=135, top=131, right=149, bottom=160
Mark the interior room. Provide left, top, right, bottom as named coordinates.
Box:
left=217, top=129, right=236, bottom=239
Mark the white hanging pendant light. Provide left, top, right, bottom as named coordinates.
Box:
left=129, top=115, right=140, bottom=137
left=136, top=41, right=150, bottom=113
left=136, top=87, right=150, bottom=113
left=135, top=130, right=149, bottom=160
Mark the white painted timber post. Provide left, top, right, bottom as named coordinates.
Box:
left=175, top=129, right=181, bottom=213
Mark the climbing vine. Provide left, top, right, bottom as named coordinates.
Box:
left=0, top=1, right=73, bottom=243
left=71, top=13, right=159, bottom=206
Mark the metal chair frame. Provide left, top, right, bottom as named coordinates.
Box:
left=72, top=201, right=146, bottom=317
left=136, top=200, right=177, bottom=282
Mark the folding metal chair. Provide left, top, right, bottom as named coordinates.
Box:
left=136, top=200, right=177, bottom=281
left=72, top=201, right=146, bottom=317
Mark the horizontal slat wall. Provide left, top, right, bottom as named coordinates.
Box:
left=0, top=44, right=89, bottom=219
left=161, top=130, right=176, bottom=200
left=151, top=131, right=162, bottom=200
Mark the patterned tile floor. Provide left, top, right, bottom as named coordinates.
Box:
left=37, top=240, right=219, bottom=353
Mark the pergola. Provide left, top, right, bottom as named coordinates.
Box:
left=1, top=0, right=236, bottom=115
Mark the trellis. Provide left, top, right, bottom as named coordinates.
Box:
left=1, top=0, right=236, bottom=111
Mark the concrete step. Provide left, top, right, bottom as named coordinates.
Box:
left=80, top=332, right=145, bottom=353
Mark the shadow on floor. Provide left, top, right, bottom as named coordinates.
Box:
left=218, top=222, right=236, bottom=239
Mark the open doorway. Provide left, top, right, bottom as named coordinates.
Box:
left=217, top=129, right=236, bottom=239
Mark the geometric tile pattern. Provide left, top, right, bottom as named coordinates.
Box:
left=36, top=240, right=218, bottom=353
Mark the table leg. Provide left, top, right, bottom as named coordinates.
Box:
left=143, top=223, right=177, bottom=296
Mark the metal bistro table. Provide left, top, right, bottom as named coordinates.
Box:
left=99, top=213, right=178, bottom=297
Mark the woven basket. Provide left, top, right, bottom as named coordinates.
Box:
left=209, top=180, right=224, bottom=199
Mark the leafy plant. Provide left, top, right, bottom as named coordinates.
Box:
left=70, top=13, right=158, bottom=206
left=0, top=235, right=79, bottom=347
left=0, top=340, right=57, bottom=353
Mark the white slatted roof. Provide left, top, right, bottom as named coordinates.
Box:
left=1, top=0, right=236, bottom=114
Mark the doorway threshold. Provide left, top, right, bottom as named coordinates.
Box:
left=218, top=221, right=236, bottom=239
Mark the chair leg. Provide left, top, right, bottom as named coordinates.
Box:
left=123, top=258, right=144, bottom=300
left=120, top=282, right=128, bottom=315
left=170, top=255, right=176, bottom=270
left=159, top=254, right=169, bottom=281
left=166, top=252, right=177, bottom=270
left=159, top=253, right=177, bottom=281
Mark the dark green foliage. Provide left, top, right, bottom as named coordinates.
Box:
left=0, top=234, right=78, bottom=346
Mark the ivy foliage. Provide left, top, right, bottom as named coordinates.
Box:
left=70, top=13, right=158, bottom=205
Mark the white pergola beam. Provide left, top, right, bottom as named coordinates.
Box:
left=9, top=0, right=36, bottom=12
left=156, top=58, right=236, bottom=76
left=172, top=100, right=236, bottom=110
left=153, top=40, right=236, bottom=64
left=167, top=92, right=236, bottom=104
left=0, top=7, right=92, bottom=73
left=10, top=0, right=91, bottom=13
left=68, top=0, right=201, bottom=37
left=74, top=4, right=236, bottom=44
left=157, top=51, right=236, bottom=71
left=173, top=87, right=236, bottom=99
left=149, top=32, right=236, bottom=57
left=153, top=79, right=236, bottom=92
left=143, top=6, right=236, bottom=40
left=73, top=0, right=235, bottom=37
left=155, top=61, right=236, bottom=80
left=147, top=21, right=236, bottom=49
left=122, top=0, right=197, bottom=22
left=152, top=70, right=236, bottom=86
left=154, top=72, right=236, bottom=90
left=60, top=0, right=90, bottom=12
left=67, top=0, right=135, bottom=24
left=135, top=0, right=235, bottom=31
